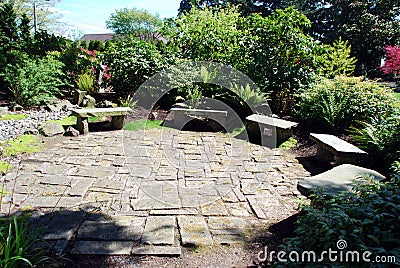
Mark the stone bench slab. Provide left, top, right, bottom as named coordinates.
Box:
left=297, top=164, right=385, bottom=196
left=70, top=107, right=132, bottom=134
left=246, top=114, right=298, bottom=147
left=310, top=133, right=368, bottom=165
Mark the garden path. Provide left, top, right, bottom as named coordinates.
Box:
left=1, top=128, right=309, bottom=256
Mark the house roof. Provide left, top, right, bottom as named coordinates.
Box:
left=80, top=33, right=116, bottom=43
left=80, top=33, right=167, bottom=44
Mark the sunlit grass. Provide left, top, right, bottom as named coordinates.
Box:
left=0, top=114, right=28, bottom=121
left=124, top=119, right=164, bottom=131
left=1, top=135, right=42, bottom=157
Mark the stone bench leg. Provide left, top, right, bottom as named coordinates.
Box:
left=111, top=115, right=124, bottom=130
left=76, top=116, right=89, bottom=134
left=316, top=146, right=334, bottom=162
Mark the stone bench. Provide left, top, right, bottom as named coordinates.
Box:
left=246, top=114, right=298, bottom=147
left=310, top=133, right=368, bottom=165
left=297, top=164, right=385, bottom=196
left=167, top=108, right=228, bottom=130
left=70, top=107, right=132, bottom=134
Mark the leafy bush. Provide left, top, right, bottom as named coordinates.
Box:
left=2, top=53, right=66, bottom=107
left=101, top=37, right=166, bottom=99
left=350, top=110, right=400, bottom=168
left=295, top=76, right=396, bottom=133
left=379, top=45, right=400, bottom=76
left=76, top=72, right=95, bottom=93
left=276, top=178, right=400, bottom=267
left=244, top=8, right=319, bottom=114
left=0, top=216, right=47, bottom=268
left=316, top=37, right=357, bottom=78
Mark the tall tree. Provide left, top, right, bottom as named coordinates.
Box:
left=178, top=0, right=296, bottom=16
left=294, top=0, right=400, bottom=76
left=1, top=0, right=63, bottom=32
left=106, top=7, right=163, bottom=41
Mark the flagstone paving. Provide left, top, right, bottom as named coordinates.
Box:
left=0, top=128, right=309, bottom=256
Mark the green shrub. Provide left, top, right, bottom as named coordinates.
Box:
left=350, top=110, right=400, bottom=168
left=101, top=37, right=166, bottom=99
left=2, top=53, right=66, bottom=107
left=316, top=37, right=357, bottom=78
left=0, top=216, right=47, bottom=268
left=76, top=72, right=95, bottom=93
left=295, top=76, right=396, bottom=133
left=276, top=178, right=400, bottom=267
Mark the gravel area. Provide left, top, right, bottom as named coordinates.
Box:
left=0, top=110, right=70, bottom=140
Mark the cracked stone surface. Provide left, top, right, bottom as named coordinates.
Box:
left=1, top=128, right=309, bottom=256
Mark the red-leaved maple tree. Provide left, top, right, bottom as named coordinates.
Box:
left=379, top=46, right=400, bottom=76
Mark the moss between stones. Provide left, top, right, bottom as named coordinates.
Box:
left=2, top=134, right=42, bottom=157
left=0, top=113, right=28, bottom=121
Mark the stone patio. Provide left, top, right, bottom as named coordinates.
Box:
left=0, top=128, right=309, bottom=256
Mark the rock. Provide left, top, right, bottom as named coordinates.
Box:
left=83, top=95, right=96, bottom=108
left=24, top=128, right=39, bottom=135
left=0, top=107, right=9, bottom=115
left=39, top=122, right=65, bottom=137
left=12, top=104, right=23, bottom=111
left=99, top=100, right=115, bottom=108
left=73, top=90, right=86, bottom=106
left=47, top=100, right=74, bottom=112
left=64, top=126, right=80, bottom=137
left=297, top=164, right=385, bottom=196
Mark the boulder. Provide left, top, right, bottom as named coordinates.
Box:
left=0, top=107, right=9, bottom=115
left=83, top=95, right=96, bottom=108
left=64, top=126, right=80, bottom=137
left=73, top=90, right=87, bottom=106
left=39, top=122, right=64, bottom=137
left=47, top=100, right=74, bottom=112
left=297, top=164, right=385, bottom=196
left=24, top=128, right=39, bottom=135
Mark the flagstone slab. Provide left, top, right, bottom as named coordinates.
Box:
left=141, top=216, right=175, bottom=245
left=71, top=241, right=133, bottom=255
left=77, top=218, right=145, bottom=241
left=177, top=216, right=213, bottom=246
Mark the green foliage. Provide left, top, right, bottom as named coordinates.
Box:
left=279, top=137, right=297, bottom=150
left=2, top=53, right=66, bottom=107
left=0, top=113, right=28, bottom=121
left=101, top=37, right=166, bottom=99
left=295, top=0, right=400, bottom=76
left=88, top=40, right=105, bottom=52
left=124, top=119, right=164, bottom=131
left=244, top=8, right=318, bottom=114
left=350, top=110, right=400, bottom=168
left=278, top=178, right=400, bottom=267
left=106, top=7, right=163, bottom=38
left=170, top=7, right=319, bottom=114
left=295, top=76, right=396, bottom=133
left=0, top=161, right=12, bottom=174
left=230, top=83, right=268, bottom=108
left=0, top=216, right=47, bottom=268
left=317, top=38, right=357, bottom=78
left=76, top=72, right=95, bottom=93
left=171, top=5, right=246, bottom=67
left=1, top=134, right=41, bottom=157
